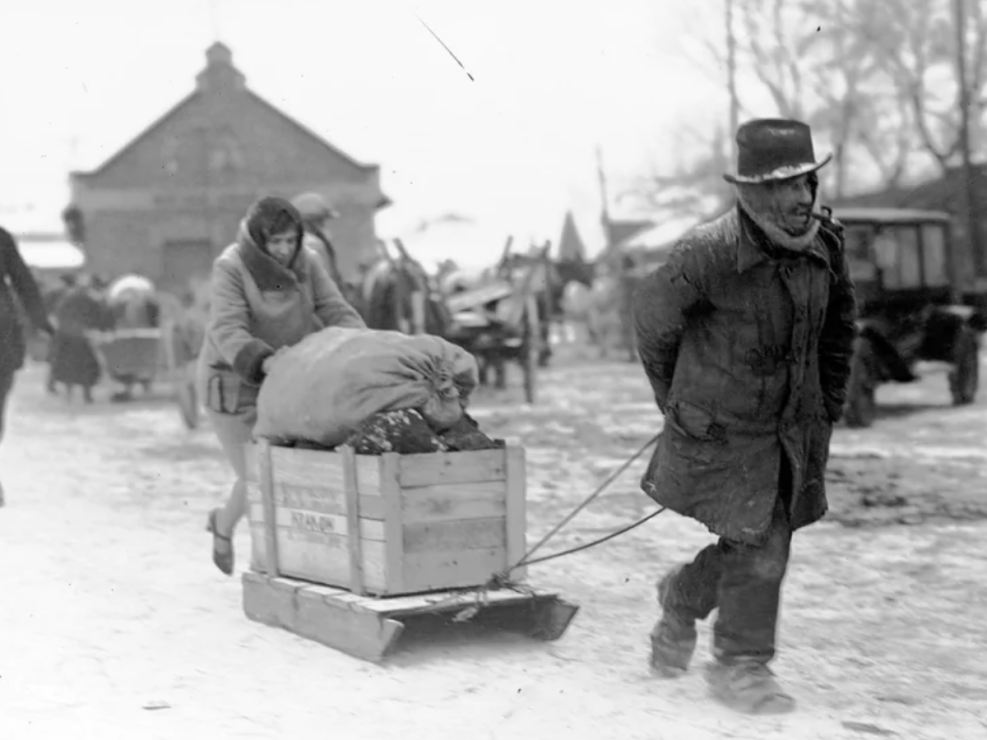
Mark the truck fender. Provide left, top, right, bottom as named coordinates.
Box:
left=855, top=321, right=916, bottom=383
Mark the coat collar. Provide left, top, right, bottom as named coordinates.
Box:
left=734, top=206, right=830, bottom=274
left=237, top=220, right=307, bottom=291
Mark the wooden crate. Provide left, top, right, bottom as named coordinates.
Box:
left=245, top=441, right=527, bottom=597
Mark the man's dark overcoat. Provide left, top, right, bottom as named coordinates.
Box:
left=633, top=207, right=857, bottom=544
left=0, top=227, right=52, bottom=378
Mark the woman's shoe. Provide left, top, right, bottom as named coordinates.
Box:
left=205, top=508, right=234, bottom=576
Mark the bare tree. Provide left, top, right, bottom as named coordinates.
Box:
left=620, top=126, right=733, bottom=225
left=857, top=0, right=987, bottom=172
left=632, top=0, right=956, bottom=222
left=800, top=0, right=895, bottom=196
left=632, top=0, right=858, bottom=219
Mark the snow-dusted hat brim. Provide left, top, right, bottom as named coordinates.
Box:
left=723, top=154, right=832, bottom=185
left=722, top=118, right=831, bottom=185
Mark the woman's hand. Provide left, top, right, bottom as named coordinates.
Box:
left=261, top=346, right=288, bottom=376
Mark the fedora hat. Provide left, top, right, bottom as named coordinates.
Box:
left=291, top=192, right=341, bottom=221
left=723, top=118, right=832, bottom=185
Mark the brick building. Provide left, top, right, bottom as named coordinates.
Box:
left=68, top=42, right=390, bottom=292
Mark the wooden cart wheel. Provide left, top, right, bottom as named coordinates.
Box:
left=522, top=294, right=540, bottom=405
left=844, top=337, right=877, bottom=428
left=949, top=326, right=979, bottom=405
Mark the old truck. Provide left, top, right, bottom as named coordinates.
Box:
left=833, top=207, right=984, bottom=427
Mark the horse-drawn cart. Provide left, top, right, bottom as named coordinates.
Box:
left=356, top=239, right=546, bottom=403
left=443, top=278, right=543, bottom=404
left=92, top=328, right=163, bottom=399
left=86, top=322, right=201, bottom=429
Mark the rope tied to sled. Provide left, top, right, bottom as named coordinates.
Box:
left=444, top=432, right=667, bottom=621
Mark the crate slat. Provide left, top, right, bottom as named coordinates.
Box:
left=400, top=480, right=507, bottom=524
left=398, top=450, right=507, bottom=487
left=277, top=533, right=388, bottom=593
left=342, top=446, right=365, bottom=595
left=248, top=504, right=385, bottom=541
left=380, top=454, right=405, bottom=595
left=402, top=547, right=507, bottom=593
left=505, top=447, right=528, bottom=581
left=402, top=517, right=506, bottom=555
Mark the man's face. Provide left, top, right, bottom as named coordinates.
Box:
left=766, top=174, right=815, bottom=234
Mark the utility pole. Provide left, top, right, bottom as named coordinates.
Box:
left=596, top=145, right=611, bottom=243
left=954, top=0, right=984, bottom=283
left=726, top=0, right=739, bottom=161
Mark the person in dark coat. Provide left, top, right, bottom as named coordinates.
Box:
left=633, top=119, right=858, bottom=714
left=0, top=227, right=55, bottom=503
left=291, top=192, right=346, bottom=288
left=48, top=274, right=111, bottom=402
left=44, top=273, right=77, bottom=394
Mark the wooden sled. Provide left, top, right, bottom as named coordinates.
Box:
left=241, top=441, right=579, bottom=662
left=242, top=571, right=579, bottom=663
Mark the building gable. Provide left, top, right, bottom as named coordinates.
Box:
left=73, top=43, right=380, bottom=196
left=557, top=211, right=587, bottom=262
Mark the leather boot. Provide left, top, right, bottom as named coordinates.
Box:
left=706, top=660, right=796, bottom=715
left=649, top=565, right=697, bottom=678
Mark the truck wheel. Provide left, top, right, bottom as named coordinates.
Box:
left=949, top=327, right=979, bottom=405
left=844, top=338, right=877, bottom=428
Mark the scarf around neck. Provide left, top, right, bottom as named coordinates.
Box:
left=236, top=220, right=307, bottom=292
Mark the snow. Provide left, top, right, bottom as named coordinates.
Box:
left=1, top=351, right=985, bottom=739
left=15, top=237, right=86, bottom=271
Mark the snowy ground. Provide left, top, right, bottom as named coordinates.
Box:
left=1, top=351, right=985, bottom=739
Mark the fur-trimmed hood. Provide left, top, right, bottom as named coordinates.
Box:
left=236, top=196, right=308, bottom=292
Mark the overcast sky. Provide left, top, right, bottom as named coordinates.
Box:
left=0, top=0, right=741, bottom=261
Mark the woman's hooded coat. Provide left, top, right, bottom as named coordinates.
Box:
left=197, top=197, right=365, bottom=415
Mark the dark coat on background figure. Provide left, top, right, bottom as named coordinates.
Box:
left=632, top=206, right=857, bottom=545
left=0, top=227, right=53, bottom=378
left=49, top=285, right=109, bottom=389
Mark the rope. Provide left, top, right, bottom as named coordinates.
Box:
left=515, top=507, right=666, bottom=569
left=484, top=431, right=664, bottom=589
left=516, top=432, right=662, bottom=564
left=433, top=432, right=665, bottom=621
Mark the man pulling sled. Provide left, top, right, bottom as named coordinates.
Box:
left=633, top=119, right=858, bottom=715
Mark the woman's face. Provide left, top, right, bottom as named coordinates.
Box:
left=265, top=229, right=299, bottom=265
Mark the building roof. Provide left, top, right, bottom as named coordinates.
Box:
left=620, top=215, right=700, bottom=250
left=834, top=164, right=987, bottom=214
left=556, top=211, right=587, bottom=262
left=604, top=218, right=653, bottom=247
left=16, top=234, right=86, bottom=270
left=832, top=207, right=952, bottom=224
left=73, top=42, right=389, bottom=209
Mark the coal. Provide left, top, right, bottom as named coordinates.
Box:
left=341, top=408, right=503, bottom=455
left=439, top=413, right=504, bottom=452
left=344, top=409, right=447, bottom=455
